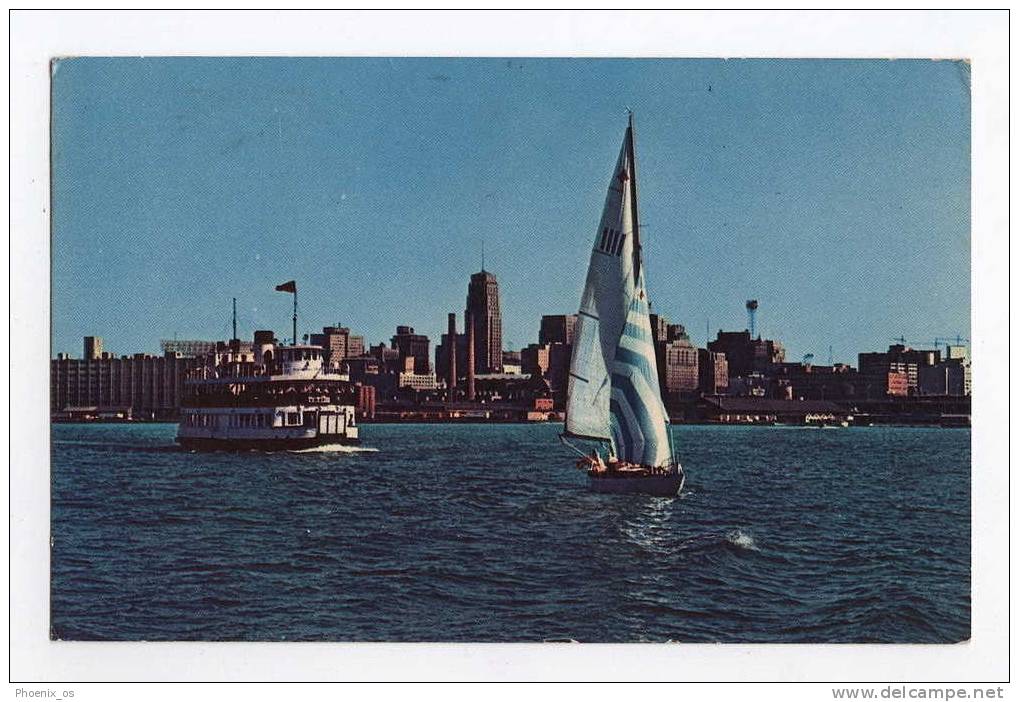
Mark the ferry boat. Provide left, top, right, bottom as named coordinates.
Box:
left=176, top=336, right=360, bottom=451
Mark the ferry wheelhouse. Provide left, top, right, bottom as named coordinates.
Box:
left=176, top=338, right=359, bottom=450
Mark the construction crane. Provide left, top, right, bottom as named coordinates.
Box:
left=935, top=335, right=970, bottom=348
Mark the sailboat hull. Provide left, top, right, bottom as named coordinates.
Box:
left=587, top=468, right=685, bottom=497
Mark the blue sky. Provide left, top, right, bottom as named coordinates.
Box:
left=51, top=58, right=970, bottom=363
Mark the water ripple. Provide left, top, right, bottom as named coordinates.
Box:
left=51, top=423, right=970, bottom=642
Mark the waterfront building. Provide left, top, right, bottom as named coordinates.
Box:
left=465, top=270, right=503, bottom=373
left=518, top=341, right=570, bottom=401
left=708, top=330, right=786, bottom=378
left=367, top=342, right=402, bottom=376
left=390, top=326, right=430, bottom=375
left=698, top=349, right=729, bottom=396
left=918, top=359, right=971, bottom=397
left=699, top=396, right=850, bottom=425
left=502, top=350, right=523, bottom=375
left=860, top=367, right=912, bottom=398
left=886, top=370, right=910, bottom=396
left=398, top=369, right=441, bottom=391
left=309, top=325, right=365, bottom=368
left=357, top=385, right=377, bottom=420
left=726, top=372, right=769, bottom=398
left=55, top=334, right=384, bottom=424
left=752, top=337, right=786, bottom=373
left=538, top=314, right=577, bottom=346
left=52, top=336, right=202, bottom=420
left=521, top=343, right=551, bottom=377
left=546, top=342, right=572, bottom=400
left=858, top=344, right=940, bottom=395
left=657, top=331, right=699, bottom=404
left=346, top=355, right=382, bottom=385
left=771, top=362, right=860, bottom=401
left=472, top=373, right=553, bottom=406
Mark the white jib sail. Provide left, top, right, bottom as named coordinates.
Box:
left=566, top=117, right=674, bottom=468
left=565, top=130, right=631, bottom=442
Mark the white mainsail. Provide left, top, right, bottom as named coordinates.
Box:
left=565, top=115, right=674, bottom=467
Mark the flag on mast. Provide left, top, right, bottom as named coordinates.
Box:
left=275, top=281, right=298, bottom=345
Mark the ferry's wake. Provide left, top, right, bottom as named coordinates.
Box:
left=287, top=444, right=379, bottom=454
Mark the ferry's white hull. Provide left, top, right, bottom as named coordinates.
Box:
left=177, top=433, right=360, bottom=451
left=176, top=404, right=359, bottom=451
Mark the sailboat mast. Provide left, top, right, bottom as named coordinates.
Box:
left=626, top=112, right=643, bottom=282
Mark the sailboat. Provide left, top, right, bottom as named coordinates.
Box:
left=560, top=114, right=685, bottom=497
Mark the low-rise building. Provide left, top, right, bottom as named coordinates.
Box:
left=699, top=396, right=850, bottom=425
left=918, top=360, right=971, bottom=396
left=521, top=343, right=551, bottom=377
left=398, top=371, right=440, bottom=391
left=51, top=337, right=203, bottom=420
left=858, top=344, right=940, bottom=395
left=501, top=350, right=523, bottom=375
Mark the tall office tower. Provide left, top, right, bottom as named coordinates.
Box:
left=465, top=270, right=503, bottom=373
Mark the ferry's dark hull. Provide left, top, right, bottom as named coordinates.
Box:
left=177, top=435, right=360, bottom=451
left=587, top=469, right=685, bottom=497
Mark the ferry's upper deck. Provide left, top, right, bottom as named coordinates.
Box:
left=184, top=341, right=350, bottom=385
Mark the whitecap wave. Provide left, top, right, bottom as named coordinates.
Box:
left=726, top=529, right=759, bottom=551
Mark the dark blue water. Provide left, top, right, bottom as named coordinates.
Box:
left=50, top=423, right=969, bottom=642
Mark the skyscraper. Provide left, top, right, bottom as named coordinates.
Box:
left=539, top=314, right=577, bottom=346
left=390, top=326, right=431, bottom=375
left=465, top=270, right=502, bottom=374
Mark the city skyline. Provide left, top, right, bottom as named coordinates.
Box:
left=52, top=58, right=970, bottom=362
